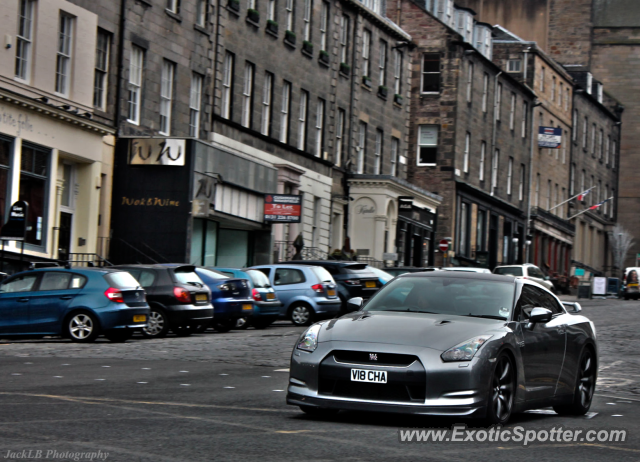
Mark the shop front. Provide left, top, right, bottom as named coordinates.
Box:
left=530, top=207, right=574, bottom=277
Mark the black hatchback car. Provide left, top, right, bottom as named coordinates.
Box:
left=285, top=261, right=381, bottom=313
left=114, top=265, right=213, bottom=338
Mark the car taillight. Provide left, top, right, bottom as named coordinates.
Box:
left=344, top=279, right=360, bottom=285
left=311, top=283, right=325, bottom=293
left=104, top=287, right=124, bottom=303
left=173, top=287, right=192, bottom=303
left=252, top=288, right=262, bottom=301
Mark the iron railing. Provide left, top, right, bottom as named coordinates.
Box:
left=68, top=253, right=113, bottom=267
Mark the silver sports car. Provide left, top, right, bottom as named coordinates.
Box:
left=287, top=272, right=597, bottom=425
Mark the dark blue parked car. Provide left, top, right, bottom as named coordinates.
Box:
left=212, top=268, right=282, bottom=329
left=0, top=268, right=149, bottom=342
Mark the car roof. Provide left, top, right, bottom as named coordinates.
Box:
left=399, top=271, right=517, bottom=283
left=25, top=267, right=123, bottom=274
left=285, top=260, right=366, bottom=267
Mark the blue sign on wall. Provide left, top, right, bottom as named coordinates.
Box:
left=538, top=126, right=563, bottom=148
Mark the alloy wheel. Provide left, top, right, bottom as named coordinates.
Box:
left=492, top=356, right=514, bottom=422
left=291, top=306, right=310, bottom=325
left=144, top=311, right=165, bottom=336
left=70, top=314, right=94, bottom=340
left=578, top=351, right=595, bottom=408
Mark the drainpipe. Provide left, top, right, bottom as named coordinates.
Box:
left=490, top=71, right=502, bottom=196
left=525, top=100, right=540, bottom=263
left=114, top=0, right=127, bottom=133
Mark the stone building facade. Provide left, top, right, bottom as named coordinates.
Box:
left=389, top=0, right=535, bottom=268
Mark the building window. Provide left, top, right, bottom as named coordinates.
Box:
left=0, top=138, right=11, bottom=226
left=605, top=135, right=610, bottom=165
left=393, top=49, right=402, bottom=95
left=55, top=14, right=74, bottom=96
left=189, top=73, right=203, bottom=137
left=417, top=125, right=438, bottom=166
left=159, top=60, right=175, bottom=135
left=591, top=123, right=596, bottom=155
left=421, top=54, right=440, bottom=93
left=15, top=0, right=34, bottom=81
left=357, top=122, right=367, bottom=174
left=612, top=140, right=616, bottom=169
left=586, top=73, right=593, bottom=94
left=519, top=164, right=525, bottom=201
left=547, top=180, right=551, bottom=209
left=166, top=0, right=180, bottom=13
left=482, top=73, right=489, bottom=113
left=507, top=59, right=521, bottom=72
left=379, top=40, right=387, bottom=86
left=491, top=149, right=499, bottom=193
left=597, top=83, right=604, bottom=103
left=315, top=98, right=325, bottom=157
left=196, top=0, right=208, bottom=26
left=580, top=169, right=585, bottom=197
left=303, top=0, right=312, bottom=42
left=93, top=29, right=111, bottom=110
left=599, top=129, right=604, bottom=159
left=390, top=137, right=399, bottom=177
left=320, top=2, right=329, bottom=51
left=127, top=46, right=144, bottom=124
left=466, top=62, right=474, bottom=102
left=463, top=132, right=470, bottom=173
left=221, top=52, right=234, bottom=120
left=374, top=129, right=383, bottom=174
left=540, top=67, right=545, bottom=92
left=522, top=101, right=528, bottom=138
left=551, top=76, right=556, bottom=101
left=479, top=141, right=485, bottom=181
left=311, top=196, right=321, bottom=247
left=242, top=62, right=254, bottom=129
left=459, top=201, right=469, bottom=257
left=582, top=116, right=588, bottom=149
left=509, top=93, right=516, bottom=130
left=268, top=0, right=276, bottom=21
left=496, top=83, right=502, bottom=121
left=562, top=131, right=567, bottom=164
left=604, top=185, right=609, bottom=216
left=280, top=81, right=291, bottom=143
left=565, top=87, right=570, bottom=111
left=507, top=157, right=513, bottom=195
left=570, top=163, right=575, bottom=195
left=261, top=72, right=273, bottom=136
left=559, top=82, right=563, bottom=107
left=340, top=15, right=349, bottom=64
left=248, top=0, right=257, bottom=9
left=286, top=0, right=294, bottom=31
left=535, top=173, right=540, bottom=207
left=335, top=108, right=345, bottom=166
left=362, top=29, right=371, bottom=78
left=573, top=110, right=578, bottom=141
left=298, top=90, right=308, bottom=151
left=554, top=183, right=559, bottom=212
left=19, top=144, right=49, bottom=247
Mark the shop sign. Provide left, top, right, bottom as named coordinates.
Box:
left=538, top=127, right=562, bottom=149
left=382, top=252, right=398, bottom=260
left=264, top=194, right=302, bottom=223
left=0, top=201, right=28, bottom=241
left=398, top=196, right=413, bottom=210
left=129, top=139, right=185, bottom=166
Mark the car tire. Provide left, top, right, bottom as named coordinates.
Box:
left=483, top=353, right=516, bottom=426
left=141, top=307, right=169, bottom=339
left=553, top=347, right=596, bottom=416
left=299, top=405, right=339, bottom=417
left=234, top=317, right=250, bottom=330
left=251, top=318, right=275, bottom=329
left=213, top=319, right=236, bottom=333
left=66, top=311, right=100, bottom=343
left=290, top=303, right=314, bottom=326
left=104, top=330, right=133, bottom=343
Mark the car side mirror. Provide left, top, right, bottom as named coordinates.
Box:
left=562, top=302, right=582, bottom=313
left=347, top=297, right=364, bottom=311
left=529, top=307, right=552, bottom=323
left=544, top=276, right=550, bottom=281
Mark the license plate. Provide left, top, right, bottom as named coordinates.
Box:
left=629, top=283, right=638, bottom=287
left=351, top=369, right=387, bottom=383
left=242, top=304, right=253, bottom=311
left=327, top=289, right=336, bottom=296
left=133, top=315, right=146, bottom=323
left=266, top=293, right=276, bottom=300
left=195, top=294, right=208, bottom=301
left=365, top=281, right=376, bottom=288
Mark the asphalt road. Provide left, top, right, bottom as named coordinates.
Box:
left=0, top=297, right=639, bottom=461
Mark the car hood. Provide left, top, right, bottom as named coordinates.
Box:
left=318, top=311, right=507, bottom=351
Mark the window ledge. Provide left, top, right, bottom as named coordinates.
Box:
left=361, top=84, right=372, bottom=92
left=301, top=48, right=313, bottom=59
left=227, top=5, right=241, bottom=17
left=284, top=38, right=296, bottom=49
left=246, top=17, right=259, bottom=28
left=136, top=0, right=153, bottom=7
left=194, top=24, right=210, bottom=36
left=377, top=93, right=387, bottom=101
left=339, top=71, right=350, bottom=79
left=393, top=102, right=402, bottom=109
left=266, top=28, right=278, bottom=39
left=165, top=9, right=182, bottom=22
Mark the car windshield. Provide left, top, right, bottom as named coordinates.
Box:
left=247, top=269, right=271, bottom=288
left=364, top=276, right=515, bottom=320
left=311, top=266, right=334, bottom=283
left=494, top=267, right=523, bottom=277
left=527, top=266, right=546, bottom=278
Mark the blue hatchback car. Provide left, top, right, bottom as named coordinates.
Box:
left=212, top=268, right=282, bottom=329
left=0, top=267, right=149, bottom=342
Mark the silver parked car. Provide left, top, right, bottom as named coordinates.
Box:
left=493, top=263, right=555, bottom=292
left=287, top=272, right=597, bottom=425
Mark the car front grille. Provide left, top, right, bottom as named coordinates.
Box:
left=332, top=350, right=417, bottom=367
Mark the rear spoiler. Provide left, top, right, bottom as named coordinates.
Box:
left=173, top=265, right=196, bottom=273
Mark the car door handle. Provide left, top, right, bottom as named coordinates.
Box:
left=60, top=295, right=74, bottom=300
left=17, top=298, right=29, bottom=303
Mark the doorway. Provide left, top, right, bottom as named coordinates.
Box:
left=58, top=212, right=72, bottom=261
left=58, top=163, right=76, bottom=261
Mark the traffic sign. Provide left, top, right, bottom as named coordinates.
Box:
left=439, top=239, right=449, bottom=252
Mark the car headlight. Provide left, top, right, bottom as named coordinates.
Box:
left=441, top=335, right=493, bottom=362
left=297, top=324, right=321, bottom=352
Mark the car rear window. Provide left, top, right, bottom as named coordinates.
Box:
left=173, top=270, right=205, bottom=287
left=494, top=267, right=523, bottom=277
left=342, top=264, right=377, bottom=276
left=246, top=269, right=271, bottom=288
left=197, top=268, right=229, bottom=280
left=311, top=266, right=334, bottom=283
left=105, top=271, right=141, bottom=289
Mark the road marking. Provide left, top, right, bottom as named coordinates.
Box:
left=102, top=366, right=111, bottom=368
left=606, top=403, right=616, bottom=405
left=274, top=369, right=289, bottom=372
left=272, top=390, right=284, bottom=392
left=598, top=393, right=640, bottom=402
left=137, top=382, right=147, bottom=384
left=54, top=376, right=63, bottom=378
left=599, top=360, right=623, bottom=371
left=275, top=430, right=313, bottom=434
left=612, top=414, right=623, bottom=417
left=142, top=368, right=151, bottom=370
left=262, top=376, right=271, bottom=378
left=23, top=362, right=32, bottom=365
left=180, top=371, right=189, bottom=373
left=180, top=384, right=190, bottom=387
left=11, top=373, right=22, bottom=376
left=95, top=379, right=105, bottom=381
left=223, top=386, right=235, bottom=389
left=585, top=412, right=598, bottom=419
left=62, top=364, right=70, bottom=366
